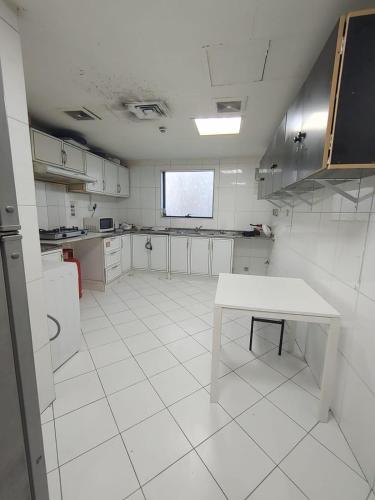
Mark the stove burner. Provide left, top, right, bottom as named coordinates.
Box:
left=39, top=227, right=88, bottom=240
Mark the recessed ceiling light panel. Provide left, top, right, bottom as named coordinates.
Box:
left=194, top=117, right=241, bottom=136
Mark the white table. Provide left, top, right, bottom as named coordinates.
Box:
left=210, top=274, right=340, bottom=422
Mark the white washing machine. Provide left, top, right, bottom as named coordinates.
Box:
left=42, top=260, right=81, bottom=371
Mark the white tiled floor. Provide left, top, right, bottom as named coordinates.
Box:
left=43, top=271, right=372, bottom=500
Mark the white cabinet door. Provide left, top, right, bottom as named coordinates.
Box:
left=121, top=234, right=132, bottom=273
left=211, top=238, right=233, bottom=276
left=150, top=235, right=168, bottom=271
left=104, top=161, right=118, bottom=195
left=118, top=166, right=129, bottom=197
left=170, top=236, right=189, bottom=273
left=31, top=129, right=63, bottom=166
left=132, top=235, right=149, bottom=269
left=189, top=237, right=210, bottom=275
left=86, top=153, right=104, bottom=193
left=62, top=143, right=85, bottom=172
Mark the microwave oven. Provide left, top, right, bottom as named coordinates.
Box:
left=83, top=216, right=114, bottom=233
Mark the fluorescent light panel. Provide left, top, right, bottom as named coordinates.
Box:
left=195, top=116, right=241, bottom=135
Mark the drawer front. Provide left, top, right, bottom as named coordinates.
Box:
left=105, top=263, right=121, bottom=283
left=103, top=237, right=121, bottom=254
left=104, top=249, right=121, bottom=269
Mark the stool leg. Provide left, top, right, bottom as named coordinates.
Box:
left=278, top=320, right=285, bottom=356
left=249, top=317, right=255, bottom=351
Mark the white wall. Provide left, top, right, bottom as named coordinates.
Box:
left=268, top=176, right=375, bottom=488
left=0, top=2, right=54, bottom=411
left=35, top=180, right=119, bottom=229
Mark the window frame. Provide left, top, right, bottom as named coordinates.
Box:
left=161, top=169, right=215, bottom=219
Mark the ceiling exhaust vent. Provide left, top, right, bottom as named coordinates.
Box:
left=63, top=107, right=101, bottom=121
left=125, top=101, right=168, bottom=120
left=216, top=100, right=242, bottom=113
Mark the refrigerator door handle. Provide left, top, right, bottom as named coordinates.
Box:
left=47, top=314, right=61, bottom=341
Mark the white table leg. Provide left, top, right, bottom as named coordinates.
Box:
left=287, top=321, right=296, bottom=354
left=319, top=318, right=340, bottom=422
left=210, top=306, right=222, bottom=403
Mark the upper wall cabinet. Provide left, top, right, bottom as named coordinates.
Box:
left=62, top=143, right=85, bottom=173
left=31, top=130, right=64, bottom=167
left=258, top=9, right=375, bottom=200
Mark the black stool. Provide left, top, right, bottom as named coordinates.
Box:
left=249, top=317, right=285, bottom=356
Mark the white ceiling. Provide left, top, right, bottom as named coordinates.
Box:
left=15, top=0, right=372, bottom=161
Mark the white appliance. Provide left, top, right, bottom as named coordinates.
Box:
left=83, top=216, right=115, bottom=233
left=42, top=261, right=81, bottom=371
left=33, top=162, right=96, bottom=184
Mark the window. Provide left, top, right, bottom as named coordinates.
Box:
left=161, top=170, right=214, bottom=218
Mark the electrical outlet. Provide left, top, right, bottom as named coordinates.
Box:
left=70, top=201, right=75, bottom=216
left=244, top=266, right=249, bottom=272
left=88, top=202, right=97, bottom=212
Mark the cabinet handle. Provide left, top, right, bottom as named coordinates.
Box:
left=293, top=131, right=306, bottom=144
left=102, top=180, right=106, bottom=191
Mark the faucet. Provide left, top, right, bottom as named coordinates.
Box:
left=194, top=226, right=203, bottom=233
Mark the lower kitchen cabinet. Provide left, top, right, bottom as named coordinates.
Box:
left=132, top=234, right=149, bottom=269
left=169, top=236, right=189, bottom=274
left=149, top=235, right=168, bottom=271
left=190, top=237, right=210, bottom=275
left=121, top=234, right=131, bottom=273
left=211, top=238, right=234, bottom=276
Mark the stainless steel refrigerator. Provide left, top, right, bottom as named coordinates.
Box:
left=0, top=69, right=49, bottom=498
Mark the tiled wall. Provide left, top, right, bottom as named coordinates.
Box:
left=0, top=3, right=54, bottom=411
left=35, top=181, right=119, bottom=229
left=117, top=159, right=273, bottom=275
left=268, top=176, right=375, bottom=487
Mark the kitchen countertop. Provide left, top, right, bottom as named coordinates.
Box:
left=40, top=228, right=273, bottom=247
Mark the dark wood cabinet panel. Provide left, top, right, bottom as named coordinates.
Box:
left=331, top=13, right=375, bottom=166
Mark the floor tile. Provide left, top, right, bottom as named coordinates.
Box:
left=166, top=308, right=194, bottom=322
left=143, top=313, right=173, bottom=329
left=60, top=436, right=139, bottom=500
left=236, top=359, right=287, bottom=395
left=55, top=399, right=118, bottom=464
left=157, top=300, right=180, bottom=313
left=260, top=350, right=307, bottom=378
left=220, top=341, right=255, bottom=370
left=267, top=381, right=319, bottom=431
left=143, top=450, right=225, bottom=500
left=125, top=297, right=152, bottom=309
left=256, top=324, right=286, bottom=346
left=189, top=303, right=212, bottom=316
left=109, top=379, right=164, bottom=431
left=98, top=358, right=145, bottom=395
left=90, top=340, right=131, bottom=369
left=133, top=304, right=161, bottom=319
left=122, top=409, right=191, bottom=484
left=197, top=421, right=274, bottom=500
left=249, top=467, right=307, bottom=500
left=153, top=323, right=187, bottom=344
left=167, top=336, right=207, bottom=362
left=222, top=321, right=249, bottom=341
left=115, top=319, right=149, bottom=338
left=83, top=326, right=120, bottom=349
left=178, top=317, right=210, bottom=335
left=80, top=306, right=105, bottom=321
left=280, top=435, right=370, bottom=500
left=54, top=351, right=95, bottom=383
left=108, top=310, right=138, bottom=326
left=192, top=329, right=230, bottom=351
left=169, top=388, right=231, bottom=446
left=292, top=366, right=321, bottom=398
left=42, top=420, right=58, bottom=472
left=80, top=293, right=98, bottom=309
left=80, top=316, right=112, bottom=333
left=135, top=346, right=179, bottom=377
left=184, top=352, right=231, bottom=386
left=124, top=331, right=162, bottom=355
left=100, top=301, right=129, bottom=315
left=208, top=372, right=262, bottom=418
left=127, top=489, right=145, bottom=500
left=235, top=334, right=276, bottom=357
left=41, top=405, right=53, bottom=424
left=237, top=398, right=306, bottom=463
left=47, top=469, right=61, bottom=500
left=150, top=364, right=201, bottom=406
left=311, top=416, right=364, bottom=477
left=53, top=372, right=104, bottom=418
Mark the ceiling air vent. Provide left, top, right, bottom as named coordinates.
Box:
left=63, top=107, right=100, bottom=121
left=216, top=100, right=242, bottom=113
left=125, top=101, right=168, bottom=120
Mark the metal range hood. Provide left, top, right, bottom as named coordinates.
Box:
left=33, top=162, right=96, bottom=185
